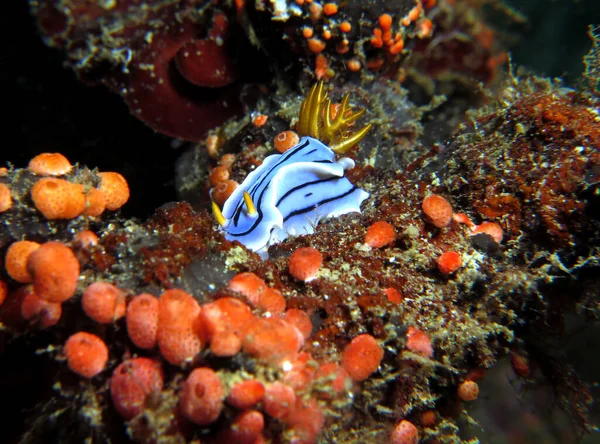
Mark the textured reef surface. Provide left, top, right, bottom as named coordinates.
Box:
left=1, top=0, right=600, bottom=443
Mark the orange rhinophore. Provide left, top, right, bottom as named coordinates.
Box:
left=27, top=242, right=80, bottom=303
left=99, top=172, right=129, bottom=211
left=5, top=241, right=40, bottom=283
left=63, top=332, right=109, bottom=378
left=28, top=153, right=72, bottom=176
left=82, top=282, right=127, bottom=324
left=341, top=334, right=383, bottom=381
left=31, top=178, right=86, bottom=219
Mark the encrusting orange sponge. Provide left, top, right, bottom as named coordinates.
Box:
left=98, top=172, right=130, bottom=211
left=28, top=153, right=73, bottom=176
left=27, top=242, right=80, bottom=303
left=341, top=334, right=383, bottom=381
left=31, top=178, right=86, bottom=219
left=63, top=331, right=109, bottom=378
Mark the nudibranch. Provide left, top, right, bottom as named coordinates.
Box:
left=212, top=82, right=372, bottom=258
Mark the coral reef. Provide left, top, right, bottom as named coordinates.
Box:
left=2, top=1, right=599, bottom=443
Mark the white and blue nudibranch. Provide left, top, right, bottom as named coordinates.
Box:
left=212, top=82, right=373, bottom=259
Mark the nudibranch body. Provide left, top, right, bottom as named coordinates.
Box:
left=213, top=82, right=372, bottom=259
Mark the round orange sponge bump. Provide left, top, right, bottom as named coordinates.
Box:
left=110, top=357, right=164, bottom=419
left=288, top=247, right=323, bottom=282
left=127, top=293, right=159, bottom=349
left=82, top=282, right=127, bottom=324
left=437, top=251, right=462, bottom=275
left=274, top=130, right=300, bottom=153
left=364, top=221, right=396, bottom=248
left=227, top=380, right=265, bottom=409
left=264, top=382, right=296, bottom=419
left=83, top=188, right=106, bottom=217
left=5, top=240, right=40, bottom=283
left=228, top=272, right=267, bottom=306
left=28, top=153, right=72, bottom=176
left=31, top=178, right=86, bottom=219
left=341, top=334, right=383, bottom=382
left=457, top=380, right=479, bottom=401
left=0, top=183, right=12, bottom=212
left=390, top=419, right=419, bottom=444
left=422, top=194, right=453, bottom=228
left=64, top=332, right=109, bottom=378
left=21, top=290, right=62, bottom=328
left=157, top=289, right=202, bottom=365
left=242, top=317, right=303, bottom=364
left=179, top=367, right=224, bottom=426
left=99, top=172, right=129, bottom=211
left=27, top=242, right=80, bottom=303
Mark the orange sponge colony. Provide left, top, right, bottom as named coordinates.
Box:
left=110, top=357, right=164, bottom=419
left=28, top=153, right=73, bottom=176
left=126, top=293, right=159, bottom=349
left=64, top=332, right=109, bottom=378
left=5, top=241, right=40, bottom=283
left=0, top=183, right=12, bottom=212
left=82, top=282, right=127, bottom=324
left=341, top=334, right=383, bottom=382
left=179, top=367, right=225, bottom=426
left=390, top=419, right=419, bottom=444
left=157, top=289, right=203, bottom=365
left=99, top=172, right=130, bottom=211
left=288, top=247, right=323, bottom=282
left=27, top=242, right=80, bottom=303
left=364, top=221, right=396, bottom=248
left=422, top=194, right=453, bottom=228
left=31, top=178, right=86, bottom=219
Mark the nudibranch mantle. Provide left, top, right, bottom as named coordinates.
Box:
left=213, top=81, right=373, bottom=259
left=220, top=136, right=369, bottom=258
